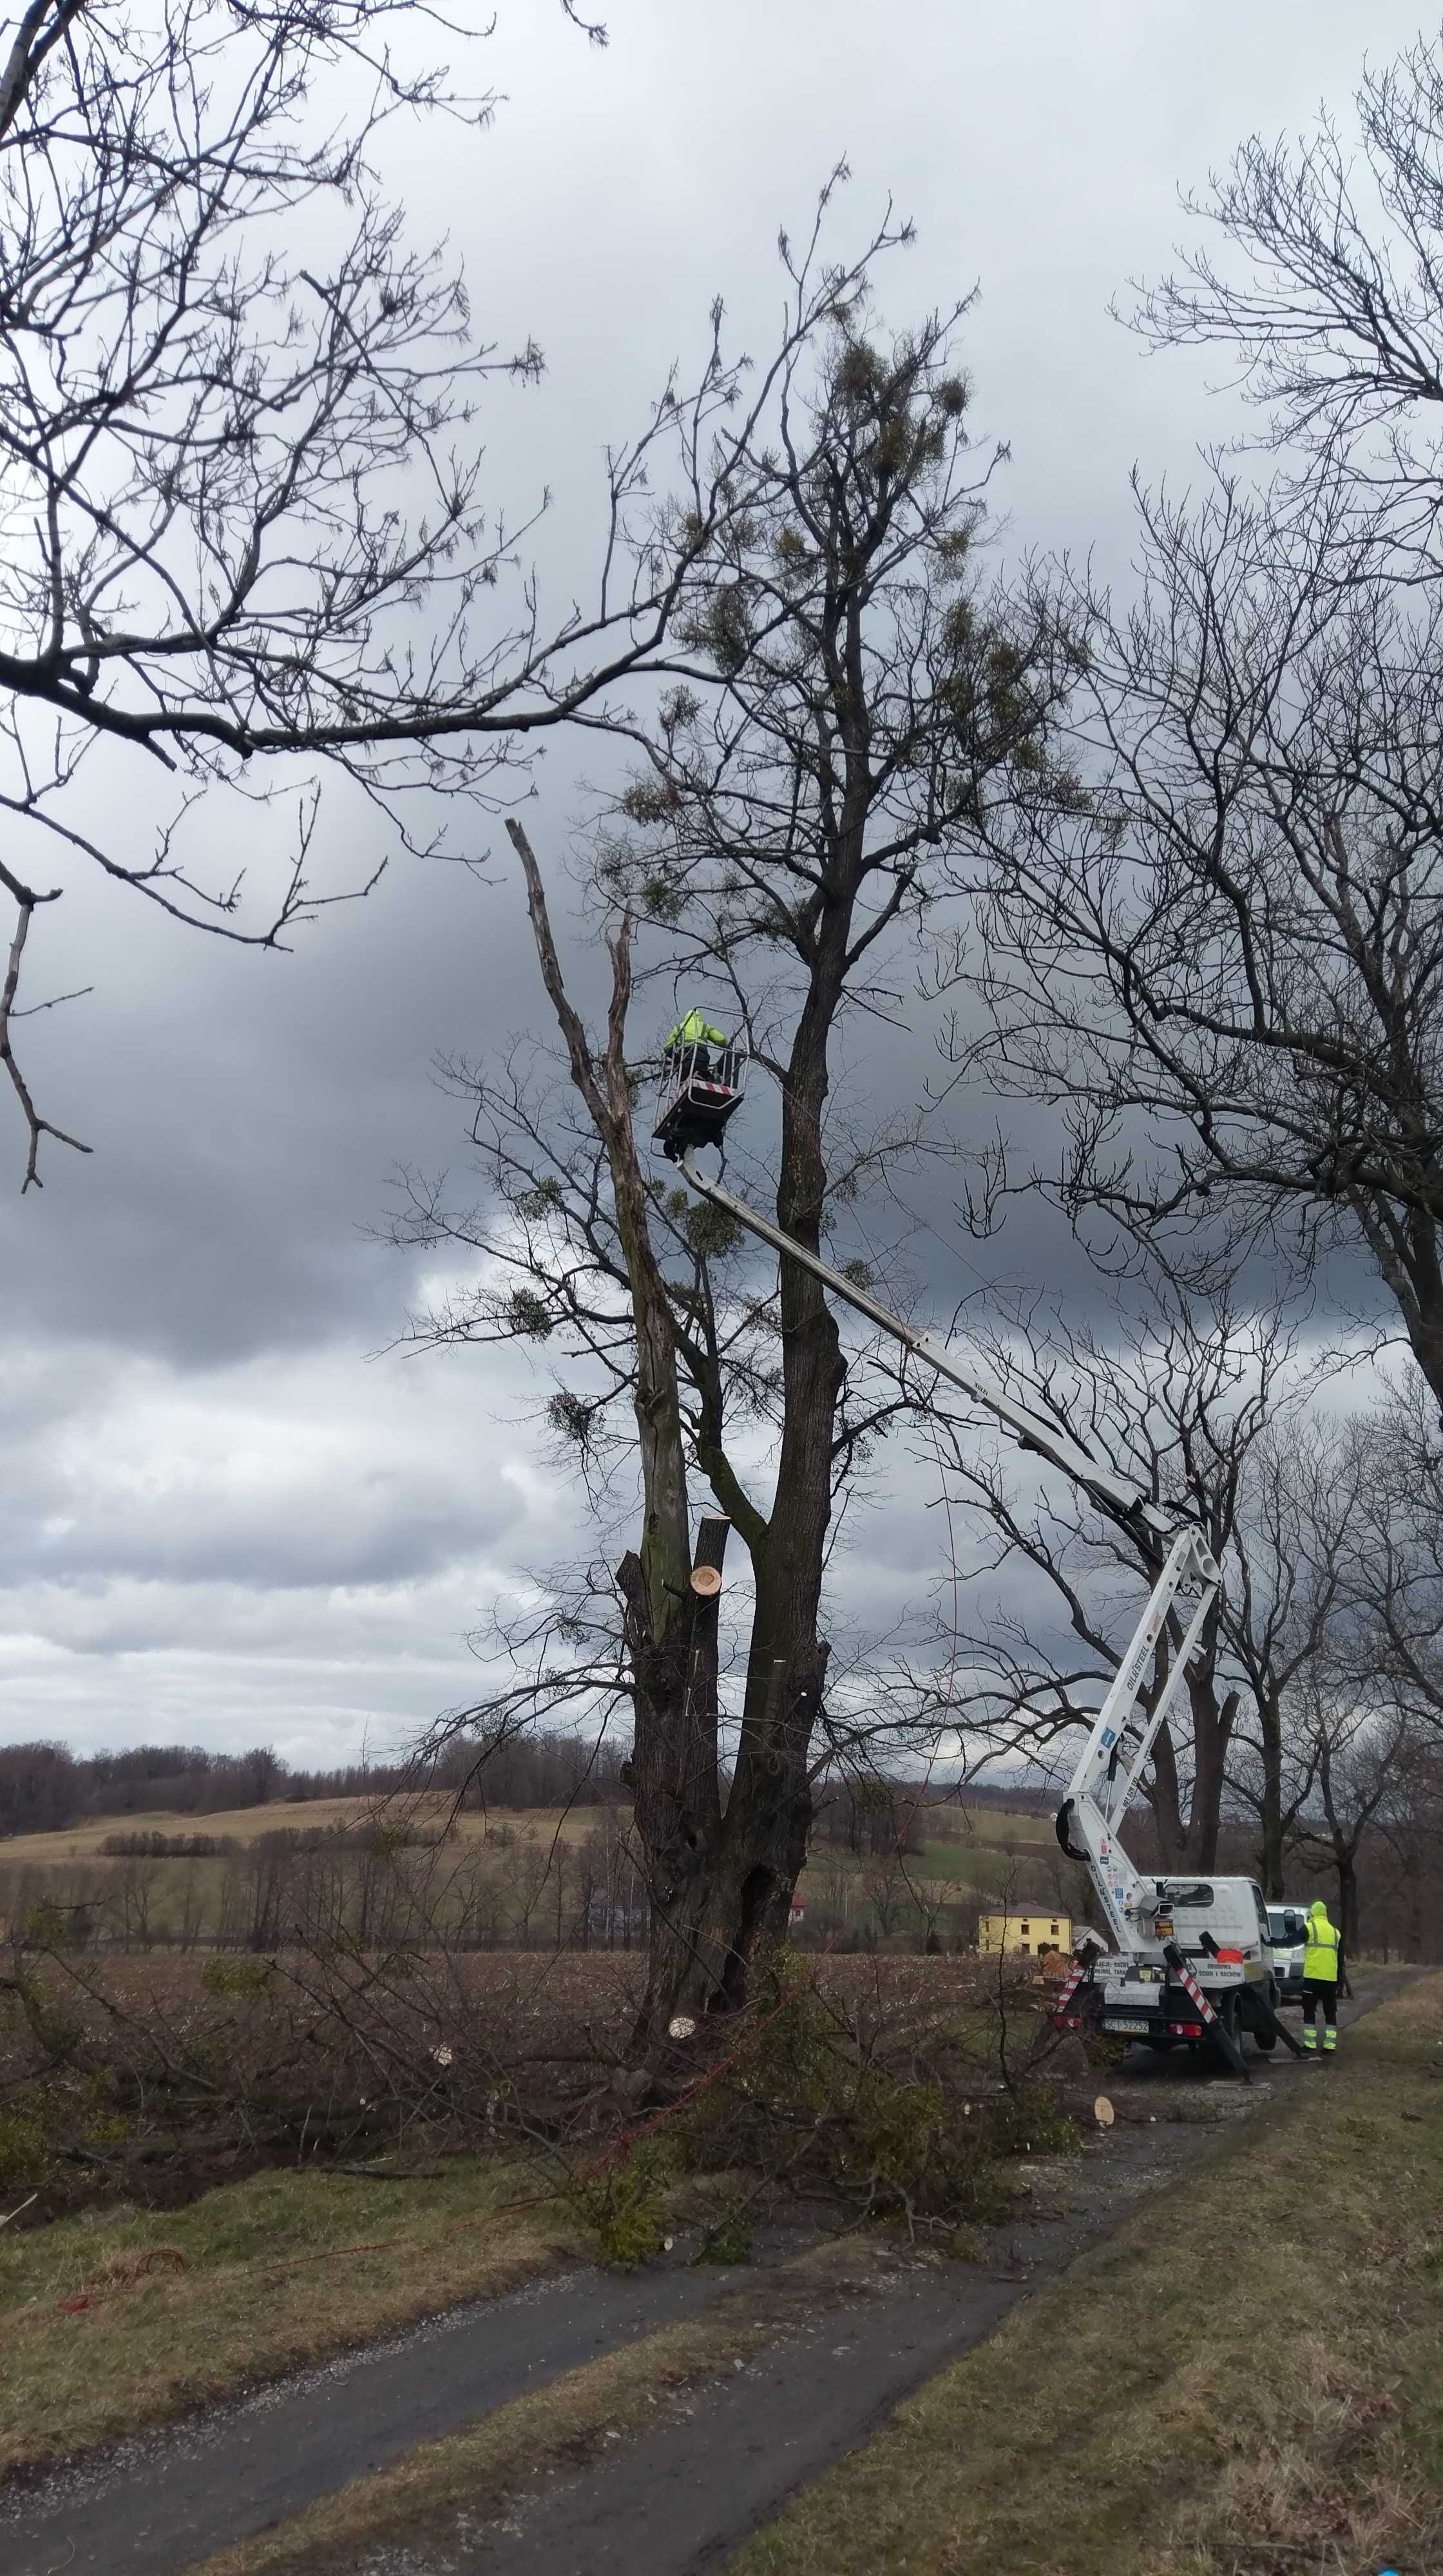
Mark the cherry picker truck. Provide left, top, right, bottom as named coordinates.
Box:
left=653, top=1035, right=1303, bottom=2078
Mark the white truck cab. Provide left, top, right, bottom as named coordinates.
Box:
left=1084, top=1876, right=1278, bottom=2056
left=1265, top=1902, right=1308, bottom=2007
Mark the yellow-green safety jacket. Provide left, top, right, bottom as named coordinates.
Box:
left=664, top=1010, right=727, bottom=1050
left=1303, top=1900, right=1341, bottom=1982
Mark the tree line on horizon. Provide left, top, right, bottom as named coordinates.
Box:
left=0, top=1731, right=634, bottom=1839
left=0, top=1732, right=1042, bottom=1844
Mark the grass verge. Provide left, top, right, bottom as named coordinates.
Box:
left=187, top=2235, right=900, bottom=2576
left=0, top=2155, right=580, bottom=2479
left=729, top=1976, right=1443, bottom=2576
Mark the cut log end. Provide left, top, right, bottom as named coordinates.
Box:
left=689, top=1565, right=723, bottom=1598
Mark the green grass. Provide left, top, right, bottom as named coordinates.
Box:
left=727, top=1976, right=1443, bottom=2576
left=0, top=1801, right=616, bottom=1944
left=0, top=1803, right=1060, bottom=1953
left=912, top=1836, right=1055, bottom=1882
left=800, top=1833, right=1064, bottom=1909
left=0, top=2154, right=579, bottom=2476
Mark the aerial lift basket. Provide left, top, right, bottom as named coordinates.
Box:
left=652, top=1039, right=748, bottom=1162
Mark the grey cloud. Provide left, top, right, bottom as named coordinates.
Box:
left=1, top=1336, right=557, bottom=1591
left=2, top=0, right=1422, bottom=1758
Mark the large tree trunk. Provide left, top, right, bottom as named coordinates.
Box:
left=629, top=1731, right=816, bottom=2051
left=1335, top=1846, right=1361, bottom=1961
left=1145, top=1722, right=1189, bottom=1871
left=1256, top=1695, right=1286, bottom=1897
left=512, top=823, right=841, bottom=2063
left=625, top=963, right=845, bottom=2049
left=1144, top=1618, right=1236, bottom=1873
left=619, top=1510, right=745, bottom=2050
left=620, top=1573, right=823, bottom=2051
left=1180, top=1667, right=1238, bottom=1875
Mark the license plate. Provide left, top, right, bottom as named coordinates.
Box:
left=1104, top=2017, right=1151, bottom=2034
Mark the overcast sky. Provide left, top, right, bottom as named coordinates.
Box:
left=1, top=1, right=1426, bottom=1769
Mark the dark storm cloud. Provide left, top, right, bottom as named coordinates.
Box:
left=6, top=817, right=555, bottom=1361
left=0, top=0, right=1420, bottom=1754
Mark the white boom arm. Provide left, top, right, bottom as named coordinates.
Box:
left=679, top=1149, right=1219, bottom=1958
left=1054, top=1525, right=1221, bottom=1953
left=679, top=1151, right=1171, bottom=1535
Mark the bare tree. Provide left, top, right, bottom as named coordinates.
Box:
left=859, top=1854, right=909, bottom=1942
left=0, top=0, right=752, bottom=1184
left=960, top=28, right=1443, bottom=1413
left=496, top=1831, right=551, bottom=1947
left=1132, top=27, right=1443, bottom=549
left=392, top=207, right=1062, bottom=2059
left=1285, top=1683, right=1405, bottom=1963
left=933, top=1287, right=1314, bottom=1873
left=810, top=1853, right=859, bottom=1942
left=1221, top=1415, right=1364, bottom=1895
left=242, top=1746, right=283, bottom=1809
left=965, top=488, right=1443, bottom=1411
left=1375, top=1727, right=1443, bottom=1961
left=1223, top=1379, right=1443, bottom=1901
left=1334, top=1377, right=1443, bottom=1734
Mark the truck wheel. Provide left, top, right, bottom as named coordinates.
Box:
left=1252, top=2030, right=1277, bottom=2052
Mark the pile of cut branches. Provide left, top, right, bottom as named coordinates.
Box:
left=0, top=1931, right=1076, bottom=2238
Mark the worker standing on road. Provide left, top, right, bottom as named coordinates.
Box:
left=1300, top=1898, right=1343, bottom=2057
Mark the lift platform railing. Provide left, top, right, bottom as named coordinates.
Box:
left=653, top=1045, right=749, bottom=1161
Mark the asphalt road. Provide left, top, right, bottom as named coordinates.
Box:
left=0, top=1973, right=1408, bottom=2576
left=431, top=1976, right=1410, bottom=2576
left=1114, top=1969, right=1404, bottom=2091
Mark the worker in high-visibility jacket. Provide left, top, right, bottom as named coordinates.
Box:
left=1300, top=1899, right=1343, bottom=2056
left=663, top=1009, right=729, bottom=1082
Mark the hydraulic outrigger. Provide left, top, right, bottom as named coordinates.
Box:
left=658, top=1057, right=1302, bottom=2076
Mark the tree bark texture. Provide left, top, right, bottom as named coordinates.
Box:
left=509, top=822, right=833, bottom=2052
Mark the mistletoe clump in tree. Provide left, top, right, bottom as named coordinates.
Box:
left=395, top=194, right=1071, bottom=2058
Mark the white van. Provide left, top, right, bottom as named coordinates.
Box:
left=1266, top=1902, right=1308, bottom=2007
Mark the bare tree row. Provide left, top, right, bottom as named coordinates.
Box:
left=398, top=31, right=1443, bottom=2052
